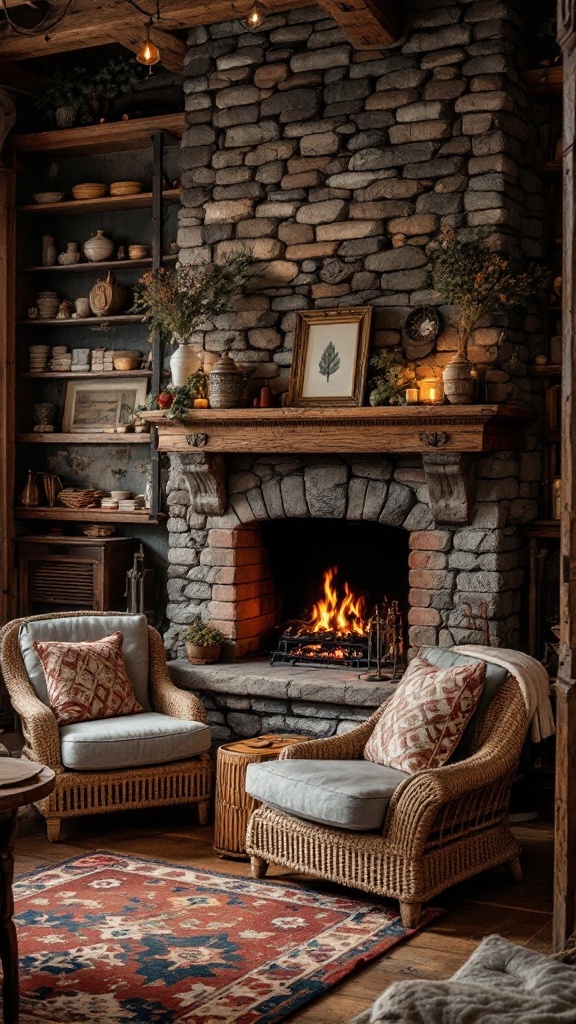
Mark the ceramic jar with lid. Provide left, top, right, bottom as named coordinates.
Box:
left=83, top=230, right=114, bottom=262
left=207, top=352, right=245, bottom=408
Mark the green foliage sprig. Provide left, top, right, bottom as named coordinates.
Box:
left=368, top=349, right=417, bottom=407
left=165, top=372, right=208, bottom=421
left=431, top=231, right=547, bottom=356
left=134, top=250, right=256, bottom=342
left=183, top=618, right=228, bottom=647
left=91, top=57, right=142, bottom=100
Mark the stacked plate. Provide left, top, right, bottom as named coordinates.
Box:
left=100, top=497, right=119, bottom=510
left=49, top=346, right=72, bottom=371
left=58, top=488, right=102, bottom=509
left=109, top=180, right=143, bottom=196
left=117, top=496, right=145, bottom=513
left=72, top=183, right=107, bottom=200
left=29, top=344, right=50, bottom=372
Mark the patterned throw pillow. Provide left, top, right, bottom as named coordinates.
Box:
left=33, top=631, right=144, bottom=726
left=363, top=656, right=486, bottom=773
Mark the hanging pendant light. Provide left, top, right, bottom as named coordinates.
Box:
left=244, top=0, right=266, bottom=30
left=137, top=19, right=161, bottom=66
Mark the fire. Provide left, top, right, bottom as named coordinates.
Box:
left=304, top=568, right=366, bottom=637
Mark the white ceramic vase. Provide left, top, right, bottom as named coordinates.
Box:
left=170, top=342, right=201, bottom=387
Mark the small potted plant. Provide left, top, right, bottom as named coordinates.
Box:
left=431, top=231, right=547, bottom=404
left=183, top=619, right=228, bottom=664
left=35, top=68, right=92, bottom=128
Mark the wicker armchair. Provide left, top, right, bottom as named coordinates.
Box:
left=245, top=674, right=528, bottom=928
left=0, top=611, right=212, bottom=841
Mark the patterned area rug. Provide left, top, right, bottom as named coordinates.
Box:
left=15, top=852, right=442, bottom=1024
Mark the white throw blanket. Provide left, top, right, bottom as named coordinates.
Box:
left=451, top=644, right=555, bottom=743
left=350, top=935, right=576, bottom=1024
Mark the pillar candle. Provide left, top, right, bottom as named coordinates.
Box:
left=405, top=388, right=419, bottom=405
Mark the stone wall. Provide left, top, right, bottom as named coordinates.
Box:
left=165, top=0, right=547, bottom=671
left=178, top=0, right=544, bottom=405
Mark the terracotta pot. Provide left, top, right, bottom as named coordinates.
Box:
left=185, top=642, right=221, bottom=665
left=442, top=352, right=476, bottom=405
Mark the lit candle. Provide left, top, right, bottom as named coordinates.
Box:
left=193, top=398, right=209, bottom=408
left=429, top=387, right=436, bottom=402
left=405, top=388, right=419, bottom=405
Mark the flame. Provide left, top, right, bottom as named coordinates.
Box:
left=304, top=568, right=366, bottom=637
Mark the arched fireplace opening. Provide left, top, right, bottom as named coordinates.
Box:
left=262, top=519, right=409, bottom=670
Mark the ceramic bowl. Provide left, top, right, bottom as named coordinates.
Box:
left=128, top=244, right=147, bottom=260
left=33, top=192, right=65, bottom=204
left=110, top=490, right=131, bottom=500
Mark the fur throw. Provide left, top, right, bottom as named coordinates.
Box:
left=352, top=935, right=576, bottom=1024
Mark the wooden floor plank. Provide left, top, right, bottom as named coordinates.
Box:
left=13, top=807, right=554, bottom=1022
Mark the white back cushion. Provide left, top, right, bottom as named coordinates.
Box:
left=19, top=614, right=151, bottom=711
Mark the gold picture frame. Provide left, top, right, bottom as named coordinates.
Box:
left=287, top=307, right=372, bottom=407
left=62, top=379, right=148, bottom=433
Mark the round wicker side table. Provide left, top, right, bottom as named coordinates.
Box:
left=214, top=734, right=308, bottom=859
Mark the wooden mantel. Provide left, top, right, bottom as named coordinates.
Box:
left=151, top=404, right=531, bottom=455
left=149, top=405, right=533, bottom=525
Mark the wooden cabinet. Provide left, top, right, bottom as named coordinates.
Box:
left=16, top=536, right=135, bottom=615
left=3, top=115, right=184, bottom=617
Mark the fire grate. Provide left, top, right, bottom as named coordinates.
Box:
left=270, top=631, right=371, bottom=669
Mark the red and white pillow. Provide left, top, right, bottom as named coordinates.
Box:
left=33, top=631, right=144, bottom=726
left=363, top=656, right=486, bottom=773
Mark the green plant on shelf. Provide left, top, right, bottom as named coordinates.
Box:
left=368, top=348, right=417, bottom=406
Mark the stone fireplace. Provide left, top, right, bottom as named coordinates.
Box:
left=164, top=0, right=546, bottom=741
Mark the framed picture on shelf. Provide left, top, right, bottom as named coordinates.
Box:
left=288, top=307, right=372, bottom=407
left=62, top=380, right=148, bottom=433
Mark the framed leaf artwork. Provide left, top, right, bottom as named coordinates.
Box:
left=288, top=307, right=372, bottom=407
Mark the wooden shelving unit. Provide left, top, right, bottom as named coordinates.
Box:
left=6, top=114, right=178, bottom=617
left=20, top=370, right=152, bottom=379
left=17, top=432, right=151, bottom=444
left=11, top=113, right=186, bottom=156
left=19, top=188, right=181, bottom=216
left=21, top=314, right=145, bottom=327
left=20, top=255, right=177, bottom=274
left=14, top=507, right=164, bottom=524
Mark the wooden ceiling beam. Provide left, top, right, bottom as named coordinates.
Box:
left=0, top=0, right=309, bottom=59
left=0, top=0, right=399, bottom=61
left=317, top=0, right=400, bottom=49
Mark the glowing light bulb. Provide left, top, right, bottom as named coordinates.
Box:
left=137, top=21, right=161, bottom=66
left=245, top=1, right=265, bottom=30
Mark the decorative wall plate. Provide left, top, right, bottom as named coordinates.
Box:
left=403, top=306, right=442, bottom=360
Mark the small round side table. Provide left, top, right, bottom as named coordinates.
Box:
left=214, top=734, right=308, bottom=859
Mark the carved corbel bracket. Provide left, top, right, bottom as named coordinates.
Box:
left=170, top=452, right=227, bottom=516
left=422, top=452, right=475, bottom=525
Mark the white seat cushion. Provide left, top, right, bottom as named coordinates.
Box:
left=60, top=712, right=211, bottom=771
left=245, top=758, right=408, bottom=831
left=19, top=614, right=151, bottom=711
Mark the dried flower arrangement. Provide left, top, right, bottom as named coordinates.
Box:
left=134, top=250, right=255, bottom=343
left=431, top=231, right=548, bottom=357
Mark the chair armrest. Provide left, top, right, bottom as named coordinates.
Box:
left=280, top=703, right=388, bottom=761
left=384, top=679, right=527, bottom=858
left=147, top=627, right=207, bottom=724
left=0, top=622, right=62, bottom=771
